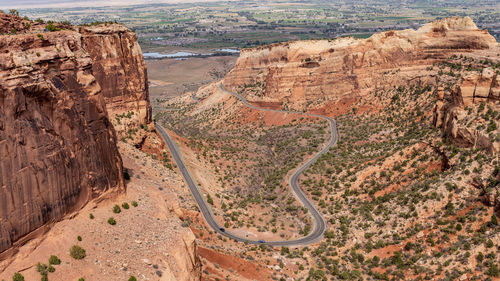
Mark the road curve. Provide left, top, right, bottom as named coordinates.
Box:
left=155, top=82, right=339, bottom=246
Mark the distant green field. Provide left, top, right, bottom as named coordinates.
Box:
left=17, top=0, right=500, bottom=52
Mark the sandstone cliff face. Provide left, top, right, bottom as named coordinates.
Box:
left=223, top=17, right=497, bottom=111
left=0, top=29, right=125, bottom=253
left=161, top=230, right=202, bottom=281
left=434, top=68, right=499, bottom=153
left=0, top=15, right=201, bottom=281
left=80, top=25, right=152, bottom=142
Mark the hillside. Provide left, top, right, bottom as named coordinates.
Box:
left=159, top=17, right=499, bottom=280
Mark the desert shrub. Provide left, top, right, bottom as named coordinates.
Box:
left=487, top=262, right=499, bottom=277
left=49, top=255, right=61, bottom=265
left=36, top=263, right=48, bottom=274
left=112, top=204, right=121, bottom=213
left=36, top=34, right=44, bottom=40
left=108, top=217, right=116, bottom=225
left=131, top=201, right=138, bottom=207
left=207, top=194, right=214, bottom=205
left=490, top=214, right=498, bottom=226
left=122, top=202, right=130, bottom=209
left=476, top=252, right=484, bottom=263
left=128, top=276, right=137, bottom=281
left=485, top=239, right=494, bottom=248
left=46, top=23, right=57, bottom=32
left=77, top=236, right=82, bottom=241
left=12, top=272, right=24, bottom=281
left=89, top=213, right=94, bottom=219
left=78, top=278, right=85, bottom=281
left=69, top=245, right=86, bottom=259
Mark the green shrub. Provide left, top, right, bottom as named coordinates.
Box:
left=12, top=272, right=24, bottom=281
left=48, top=265, right=55, bottom=273
left=69, top=245, right=86, bottom=259
left=490, top=214, right=498, bottom=226
left=122, top=202, right=130, bottom=209
left=487, top=262, right=499, bottom=277
left=49, top=255, right=61, bottom=265
left=476, top=252, right=484, bottom=263
left=78, top=278, right=85, bottom=281
left=36, top=263, right=48, bottom=274
left=89, top=213, right=94, bottom=219
left=112, top=204, right=121, bottom=214
left=131, top=201, right=138, bottom=207
left=207, top=194, right=214, bottom=205
left=46, top=23, right=57, bottom=32
left=36, top=34, right=44, bottom=40
left=77, top=236, right=82, bottom=241
left=128, top=276, right=137, bottom=281
left=108, top=217, right=116, bottom=225
left=485, top=239, right=494, bottom=248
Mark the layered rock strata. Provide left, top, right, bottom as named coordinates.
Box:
left=0, top=16, right=152, bottom=254
left=223, top=17, right=497, bottom=111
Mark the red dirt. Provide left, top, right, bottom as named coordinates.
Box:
left=198, top=246, right=272, bottom=281
left=250, top=101, right=282, bottom=110
left=235, top=103, right=319, bottom=127
left=309, top=96, right=358, bottom=118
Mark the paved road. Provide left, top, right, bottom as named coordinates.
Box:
left=155, top=82, right=339, bottom=246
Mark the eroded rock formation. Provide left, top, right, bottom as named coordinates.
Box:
left=0, top=16, right=153, bottom=254
left=80, top=25, right=152, bottom=141
left=0, top=28, right=125, bottom=253
left=434, top=68, right=499, bottom=153
left=223, top=17, right=497, bottom=111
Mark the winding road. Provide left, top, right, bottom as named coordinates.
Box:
left=155, top=82, right=339, bottom=246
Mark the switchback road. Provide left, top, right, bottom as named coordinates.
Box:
left=155, top=82, right=339, bottom=246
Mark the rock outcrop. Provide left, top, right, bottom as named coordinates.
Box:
left=223, top=17, right=497, bottom=111
left=0, top=28, right=125, bottom=253
left=80, top=25, right=152, bottom=141
left=0, top=16, right=152, bottom=254
left=162, top=230, right=202, bottom=281
left=0, top=13, right=32, bottom=34
left=434, top=68, right=499, bottom=153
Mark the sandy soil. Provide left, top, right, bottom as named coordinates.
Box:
left=147, top=56, right=237, bottom=103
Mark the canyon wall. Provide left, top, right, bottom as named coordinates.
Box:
left=0, top=16, right=151, bottom=254
left=223, top=17, right=497, bottom=112
left=0, top=28, right=124, bottom=253
left=80, top=25, right=152, bottom=140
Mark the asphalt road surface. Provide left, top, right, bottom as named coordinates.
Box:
left=155, top=82, right=339, bottom=246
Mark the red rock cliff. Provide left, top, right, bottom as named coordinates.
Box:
left=80, top=25, right=152, bottom=138
left=223, top=17, right=497, bottom=111
left=0, top=15, right=149, bottom=254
